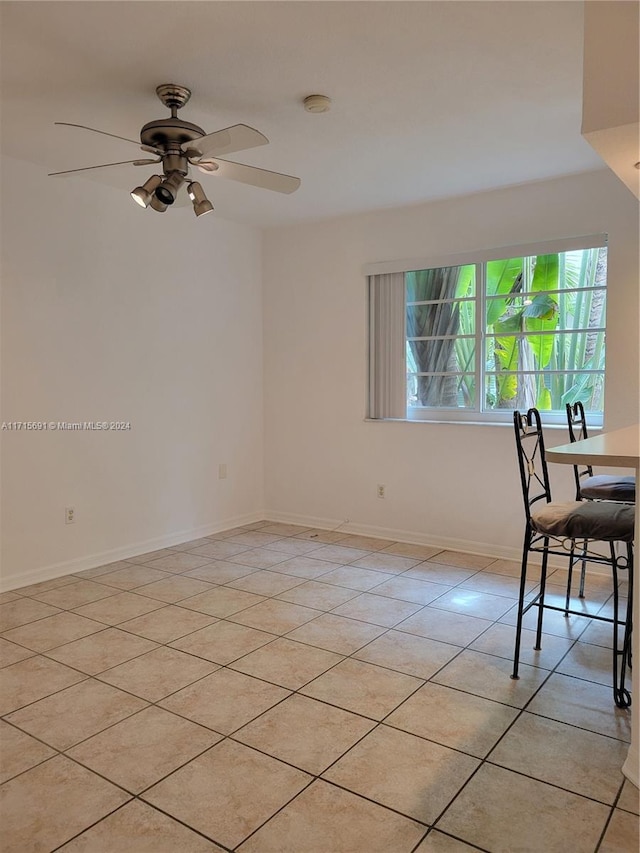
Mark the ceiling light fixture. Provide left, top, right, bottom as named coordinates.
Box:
left=130, top=175, right=162, bottom=208
left=187, top=181, right=214, bottom=217
left=51, top=84, right=301, bottom=221
left=303, top=94, right=331, bottom=114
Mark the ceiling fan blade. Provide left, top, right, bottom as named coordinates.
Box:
left=184, top=124, right=269, bottom=159
left=197, top=157, right=301, bottom=194
left=54, top=122, right=160, bottom=154
left=48, top=158, right=160, bottom=177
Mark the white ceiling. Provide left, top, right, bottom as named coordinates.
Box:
left=1, top=0, right=605, bottom=228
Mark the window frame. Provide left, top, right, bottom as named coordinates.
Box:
left=366, top=234, right=608, bottom=427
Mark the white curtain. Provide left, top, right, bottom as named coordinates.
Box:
left=368, top=272, right=405, bottom=419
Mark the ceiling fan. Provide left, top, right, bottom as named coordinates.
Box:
left=49, top=84, right=301, bottom=216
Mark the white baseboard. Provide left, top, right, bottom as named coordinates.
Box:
left=0, top=510, right=265, bottom=592
left=4, top=508, right=614, bottom=593
left=263, top=510, right=608, bottom=573
left=264, top=509, right=524, bottom=561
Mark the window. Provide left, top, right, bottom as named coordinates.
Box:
left=368, top=235, right=608, bottom=424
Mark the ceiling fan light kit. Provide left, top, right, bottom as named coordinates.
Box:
left=50, top=84, right=301, bottom=219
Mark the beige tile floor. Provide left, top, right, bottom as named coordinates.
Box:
left=0, top=521, right=638, bottom=852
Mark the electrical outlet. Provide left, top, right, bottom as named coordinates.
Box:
left=65, top=507, right=75, bottom=524
left=377, top=484, right=385, bottom=499
left=218, top=464, right=227, bottom=480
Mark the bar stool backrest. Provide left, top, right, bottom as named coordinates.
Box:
left=513, top=408, right=552, bottom=527
left=566, top=401, right=595, bottom=499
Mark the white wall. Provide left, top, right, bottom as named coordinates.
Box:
left=263, top=170, right=639, bottom=558
left=582, top=1, right=640, bottom=199
left=582, top=0, right=639, bottom=133
left=1, top=156, right=264, bottom=588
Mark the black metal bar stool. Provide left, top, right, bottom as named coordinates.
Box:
left=566, top=401, right=635, bottom=600
left=512, top=407, right=634, bottom=708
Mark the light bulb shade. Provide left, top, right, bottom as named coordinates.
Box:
left=130, top=175, right=162, bottom=208
left=155, top=172, right=184, bottom=206
left=194, top=199, right=214, bottom=217
left=187, top=181, right=206, bottom=203
left=187, top=182, right=214, bottom=217
left=149, top=195, right=168, bottom=213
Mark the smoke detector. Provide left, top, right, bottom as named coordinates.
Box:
left=303, top=94, right=331, bottom=114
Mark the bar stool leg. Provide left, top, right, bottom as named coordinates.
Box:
left=565, top=541, right=578, bottom=615
left=578, top=539, right=587, bottom=599
left=565, top=550, right=574, bottom=615
left=623, top=542, right=633, bottom=674
left=534, top=540, right=550, bottom=651
left=611, top=542, right=631, bottom=709
left=511, top=534, right=531, bottom=680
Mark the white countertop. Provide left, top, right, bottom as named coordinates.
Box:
left=547, top=425, right=639, bottom=468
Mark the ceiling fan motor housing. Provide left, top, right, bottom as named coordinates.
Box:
left=140, top=117, right=205, bottom=151
left=141, top=117, right=206, bottom=178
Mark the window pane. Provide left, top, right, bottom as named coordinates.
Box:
left=407, top=339, right=476, bottom=373
left=407, top=301, right=476, bottom=339
left=406, top=265, right=475, bottom=303
left=489, top=330, right=606, bottom=372
left=409, top=373, right=476, bottom=409
left=484, top=370, right=605, bottom=413
left=406, top=265, right=477, bottom=410
left=408, top=339, right=476, bottom=409
left=487, top=290, right=606, bottom=332
left=485, top=257, right=524, bottom=327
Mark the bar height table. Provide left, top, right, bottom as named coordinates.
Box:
left=546, top=424, right=639, bottom=786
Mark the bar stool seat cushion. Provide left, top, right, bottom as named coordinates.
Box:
left=579, top=474, right=635, bottom=503
left=531, top=500, right=635, bottom=543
